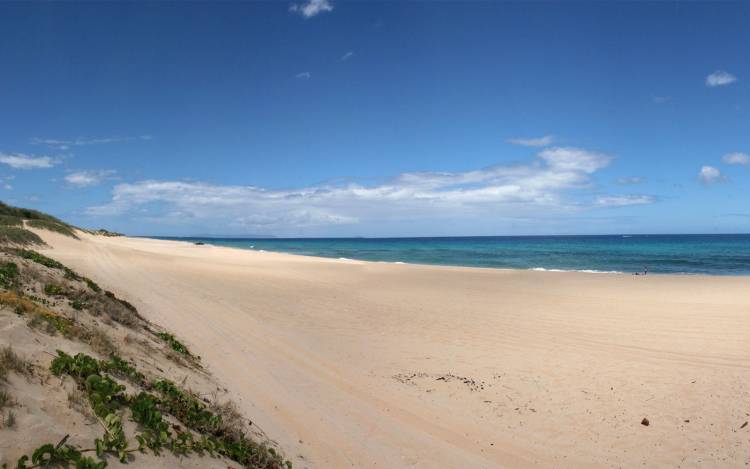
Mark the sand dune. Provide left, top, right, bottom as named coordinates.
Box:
left=35, top=229, right=750, bottom=468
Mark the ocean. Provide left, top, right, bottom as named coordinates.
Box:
left=154, top=234, right=750, bottom=276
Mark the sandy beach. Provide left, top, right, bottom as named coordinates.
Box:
left=34, top=229, right=750, bottom=468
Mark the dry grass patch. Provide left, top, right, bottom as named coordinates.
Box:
left=87, top=327, right=119, bottom=357
left=0, top=346, right=34, bottom=381
left=67, top=388, right=96, bottom=423
left=210, top=399, right=247, bottom=440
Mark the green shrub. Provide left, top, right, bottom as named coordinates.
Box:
left=45, top=351, right=292, bottom=469
left=156, top=332, right=192, bottom=356
left=85, top=278, right=101, bottom=292
left=100, top=354, right=145, bottom=385
left=51, top=350, right=101, bottom=379
left=0, top=215, right=22, bottom=226
left=154, top=379, right=221, bottom=433
left=15, top=442, right=106, bottom=469
left=0, top=262, right=18, bottom=288
left=44, top=283, right=63, bottom=296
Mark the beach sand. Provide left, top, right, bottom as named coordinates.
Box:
left=34, top=229, right=750, bottom=468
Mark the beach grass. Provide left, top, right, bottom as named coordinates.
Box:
left=0, top=226, right=44, bottom=246
left=26, top=219, right=79, bottom=238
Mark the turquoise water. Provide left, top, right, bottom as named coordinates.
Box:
left=155, top=235, right=750, bottom=275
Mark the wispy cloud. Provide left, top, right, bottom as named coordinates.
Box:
left=507, top=135, right=554, bottom=147
left=706, top=70, right=737, bottom=87
left=340, top=51, right=355, bottom=61
left=31, top=135, right=151, bottom=151
left=65, top=170, right=118, bottom=188
left=722, top=152, right=750, bottom=167
left=617, top=176, right=645, bottom=185
left=87, top=146, right=653, bottom=233
left=595, top=195, right=655, bottom=207
left=0, top=175, right=14, bottom=190
left=652, top=96, right=670, bottom=104
left=699, top=165, right=724, bottom=185
left=0, top=152, right=58, bottom=170
left=289, top=0, right=333, bottom=18
left=295, top=71, right=311, bottom=80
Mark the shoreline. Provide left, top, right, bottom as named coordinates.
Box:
left=33, top=228, right=750, bottom=468
left=143, top=234, right=749, bottom=278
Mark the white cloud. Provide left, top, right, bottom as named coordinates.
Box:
left=595, top=195, right=655, bottom=207
left=340, top=51, right=354, bottom=61
left=537, top=146, right=612, bottom=173
left=289, top=0, right=333, bottom=18
left=295, top=72, right=311, bottom=80
left=87, top=147, right=653, bottom=233
left=706, top=70, right=737, bottom=87
left=0, top=152, right=58, bottom=169
left=65, top=170, right=117, bottom=188
left=699, top=165, right=724, bottom=184
left=617, top=176, right=644, bottom=185
left=652, top=96, right=670, bottom=104
left=722, top=152, right=750, bottom=167
left=31, top=135, right=151, bottom=150
left=507, top=135, right=554, bottom=147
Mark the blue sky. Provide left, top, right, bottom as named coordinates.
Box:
left=0, top=1, right=748, bottom=237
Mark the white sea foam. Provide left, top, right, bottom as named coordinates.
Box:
left=529, top=267, right=621, bottom=274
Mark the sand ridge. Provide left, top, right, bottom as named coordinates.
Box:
left=35, top=229, right=750, bottom=468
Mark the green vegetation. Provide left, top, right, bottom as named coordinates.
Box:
left=104, top=290, right=136, bottom=312
left=0, top=215, right=23, bottom=226
left=0, top=226, right=43, bottom=246
left=0, top=210, right=290, bottom=468
left=27, top=219, right=79, bottom=238
left=99, top=354, right=145, bottom=385
left=0, top=262, right=18, bottom=288
left=28, top=308, right=79, bottom=336
left=0, top=201, right=68, bottom=225
left=44, top=283, right=63, bottom=296
left=0, top=201, right=79, bottom=245
left=85, top=278, right=101, bottom=292
left=13, top=437, right=106, bottom=469
left=0, top=289, right=121, bottom=356
left=154, top=379, right=221, bottom=432
left=92, top=229, right=123, bottom=237
left=38, top=350, right=291, bottom=469
left=12, top=248, right=65, bottom=269
left=156, top=331, right=192, bottom=356
left=10, top=248, right=102, bottom=292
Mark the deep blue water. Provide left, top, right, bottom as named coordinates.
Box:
left=153, top=235, right=750, bottom=275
